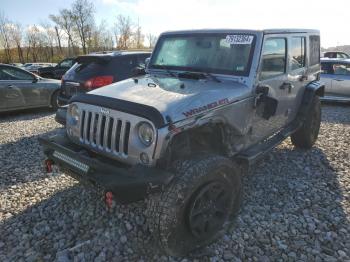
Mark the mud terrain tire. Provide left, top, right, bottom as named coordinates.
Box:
left=291, top=95, right=321, bottom=149
left=147, top=154, right=242, bottom=256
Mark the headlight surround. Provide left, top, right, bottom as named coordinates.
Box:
left=138, top=122, right=154, bottom=146
left=68, top=104, right=80, bottom=125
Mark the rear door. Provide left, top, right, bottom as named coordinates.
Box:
left=256, top=36, right=290, bottom=133
left=286, top=35, right=307, bottom=122
left=331, top=63, right=350, bottom=97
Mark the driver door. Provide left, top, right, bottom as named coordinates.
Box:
left=253, top=36, right=291, bottom=139
left=0, top=66, right=39, bottom=109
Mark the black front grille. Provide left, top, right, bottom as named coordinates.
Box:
left=79, top=109, right=131, bottom=155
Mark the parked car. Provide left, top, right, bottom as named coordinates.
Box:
left=10, top=63, right=23, bottom=67
left=40, top=29, right=323, bottom=256
left=26, top=64, right=44, bottom=75
left=38, top=58, right=76, bottom=79
left=321, top=58, right=350, bottom=102
left=0, top=64, right=61, bottom=112
left=323, top=51, right=350, bottom=59
left=24, top=63, right=55, bottom=75
left=57, top=51, right=151, bottom=106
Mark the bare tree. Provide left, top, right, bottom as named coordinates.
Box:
left=71, top=0, right=95, bottom=54
left=134, top=19, right=144, bottom=49
left=90, top=20, right=114, bottom=52
left=54, top=25, right=63, bottom=55
left=9, top=23, right=24, bottom=63
left=50, top=9, right=76, bottom=56
left=114, top=15, right=133, bottom=50
left=147, top=33, right=157, bottom=48
left=26, top=25, right=43, bottom=62
left=41, top=22, right=57, bottom=61
left=0, top=12, right=12, bottom=63
left=102, top=29, right=114, bottom=51
left=0, top=5, right=156, bottom=63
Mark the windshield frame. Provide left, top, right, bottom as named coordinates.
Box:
left=148, top=32, right=257, bottom=77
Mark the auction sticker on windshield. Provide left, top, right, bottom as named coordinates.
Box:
left=226, top=35, right=254, bottom=45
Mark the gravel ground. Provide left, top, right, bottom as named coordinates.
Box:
left=0, top=105, right=349, bottom=261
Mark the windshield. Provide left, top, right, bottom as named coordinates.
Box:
left=149, top=33, right=256, bottom=76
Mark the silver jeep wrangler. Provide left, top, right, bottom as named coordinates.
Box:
left=40, top=29, right=324, bottom=256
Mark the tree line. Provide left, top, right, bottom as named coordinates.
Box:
left=0, top=0, right=157, bottom=63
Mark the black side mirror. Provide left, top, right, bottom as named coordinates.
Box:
left=145, top=58, right=150, bottom=68
left=255, top=85, right=278, bottom=120
left=132, top=66, right=146, bottom=76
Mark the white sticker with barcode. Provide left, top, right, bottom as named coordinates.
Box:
left=225, top=35, right=254, bottom=45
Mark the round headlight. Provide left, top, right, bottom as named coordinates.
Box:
left=138, top=122, right=154, bottom=146
left=69, top=104, right=80, bottom=124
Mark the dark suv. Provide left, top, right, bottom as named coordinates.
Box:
left=38, top=58, right=76, bottom=79
left=57, top=51, right=151, bottom=105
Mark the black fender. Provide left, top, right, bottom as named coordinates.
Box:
left=297, top=81, right=324, bottom=121
left=55, top=107, right=67, bottom=125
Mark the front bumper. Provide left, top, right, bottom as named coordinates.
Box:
left=39, top=133, right=173, bottom=203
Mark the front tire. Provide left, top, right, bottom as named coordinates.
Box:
left=291, top=95, right=321, bottom=149
left=147, top=155, right=242, bottom=256
left=50, top=90, right=60, bottom=111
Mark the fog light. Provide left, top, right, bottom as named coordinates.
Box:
left=140, top=152, right=149, bottom=165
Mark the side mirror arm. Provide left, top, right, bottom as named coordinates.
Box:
left=254, top=84, right=278, bottom=120
left=32, top=77, right=39, bottom=83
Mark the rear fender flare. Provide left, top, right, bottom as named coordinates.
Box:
left=298, top=81, right=324, bottom=120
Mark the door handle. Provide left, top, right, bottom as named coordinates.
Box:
left=280, top=82, right=294, bottom=93
left=334, top=79, right=344, bottom=82
left=7, top=84, right=14, bottom=88
left=280, top=82, right=293, bottom=89
left=299, top=75, right=308, bottom=81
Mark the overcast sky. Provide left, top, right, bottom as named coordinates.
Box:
left=1, top=0, right=349, bottom=48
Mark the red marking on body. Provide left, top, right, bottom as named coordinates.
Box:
left=182, top=98, right=230, bottom=117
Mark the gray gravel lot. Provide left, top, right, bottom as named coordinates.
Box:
left=0, top=105, right=349, bottom=261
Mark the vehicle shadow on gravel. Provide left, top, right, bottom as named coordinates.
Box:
left=0, top=129, right=63, bottom=189
left=1, top=144, right=349, bottom=261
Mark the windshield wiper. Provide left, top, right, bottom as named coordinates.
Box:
left=155, top=64, right=177, bottom=78
left=178, top=71, right=205, bottom=80
left=204, top=72, right=221, bottom=83
left=178, top=71, right=221, bottom=83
